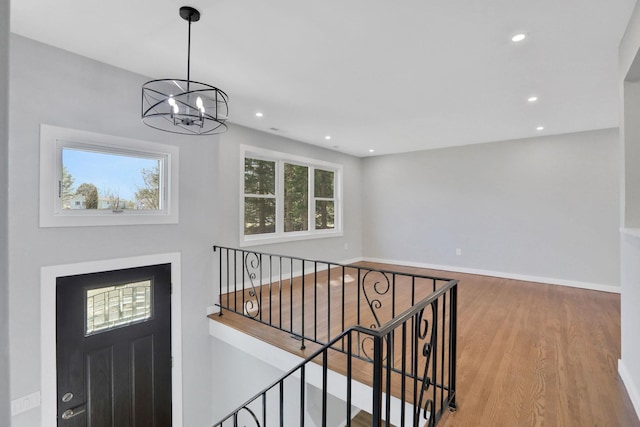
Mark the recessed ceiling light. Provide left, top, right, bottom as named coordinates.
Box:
left=255, top=112, right=263, bottom=117
left=369, top=149, right=375, bottom=153
left=511, top=33, right=526, bottom=42
left=325, top=135, right=331, bottom=140
left=528, top=96, right=538, bottom=102
left=536, top=126, right=544, bottom=131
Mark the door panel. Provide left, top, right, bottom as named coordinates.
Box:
left=132, top=335, right=154, bottom=425
left=87, top=348, right=112, bottom=427
left=56, top=264, right=172, bottom=426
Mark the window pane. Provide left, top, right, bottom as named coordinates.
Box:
left=314, top=169, right=334, bottom=198
left=245, top=158, right=276, bottom=195
left=62, top=148, right=161, bottom=211
left=244, top=197, right=276, bottom=235
left=315, top=200, right=335, bottom=230
left=284, top=163, right=309, bottom=232
left=86, top=280, right=152, bottom=335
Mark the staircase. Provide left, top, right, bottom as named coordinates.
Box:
left=210, top=246, right=458, bottom=426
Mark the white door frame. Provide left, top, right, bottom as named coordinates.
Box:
left=41, top=253, right=183, bottom=426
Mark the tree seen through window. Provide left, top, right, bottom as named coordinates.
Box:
left=243, top=154, right=338, bottom=238
left=61, top=148, right=160, bottom=211
left=244, top=158, right=276, bottom=235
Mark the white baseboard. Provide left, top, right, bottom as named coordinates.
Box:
left=359, top=257, right=621, bottom=294
left=619, top=359, right=640, bottom=421
left=215, top=253, right=619, bottom=295
left=340, top=256, right=365, bottom=265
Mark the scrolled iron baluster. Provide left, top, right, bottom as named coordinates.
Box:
left=243, top=252, right=262, bottom=319
left=359, top=334, right=390, bottom=363
left=233, top=406, right=261, bottom=427
left=361, top=270, right=391, bottom=329
left=415, top=302, right=437, bottom=426
left=360, top=335, right=376, bottom=360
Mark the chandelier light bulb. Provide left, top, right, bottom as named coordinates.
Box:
left=196, top=96, right=203, bottom=109
left=172, top=104, right=179, bottom=115
left=168, top=97, right=176, bottom=107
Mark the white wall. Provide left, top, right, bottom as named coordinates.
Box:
left=215, top=123, right=363, bottom=263
left=8, top=35, right=218, bottom=426
left=361, top=129, right=621, bottom=290
left=1, top=0, right=11, bottom=425
left=211, top=338, right=349, bottom=427
left=211, top=338, right=295, bottom=422
left=619, top=1, right=640, bottom=419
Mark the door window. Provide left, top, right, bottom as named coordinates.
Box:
left=85, top=280, right=152, bottom=335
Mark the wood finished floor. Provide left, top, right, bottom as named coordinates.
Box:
left=211, top=262, right=640, bottom=427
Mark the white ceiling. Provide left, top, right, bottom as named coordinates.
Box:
left=10, top=0, right=637, bottom=157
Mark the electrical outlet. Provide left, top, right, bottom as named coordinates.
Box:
left=11, top=391, right=41, bottom=416
left=456, top=248, right=462, bottom=256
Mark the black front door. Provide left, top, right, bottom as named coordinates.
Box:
left=56, top=264, right=172, bottom=426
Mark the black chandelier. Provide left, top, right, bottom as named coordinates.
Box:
left=141, top=6, right=229, bottom=135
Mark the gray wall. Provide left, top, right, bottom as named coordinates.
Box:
left=362, top=129, right=621, bottom=288
left=1, top=0, right=11, bottom=425
left=619, top=2, right=640, bottom=419
left=8, top=35, right=217, bottom=426
left=215, top=123, right=363, bottom=263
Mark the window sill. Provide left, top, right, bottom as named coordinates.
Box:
left=42, top=211, right=178, bottom=228
left=240, top=230, right=343, bottom=247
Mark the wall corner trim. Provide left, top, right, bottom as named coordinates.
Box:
left=619, top=359, right=640, bottom=422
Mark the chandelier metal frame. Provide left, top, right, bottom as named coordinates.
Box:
left=141, top=6, right=229, bottom=135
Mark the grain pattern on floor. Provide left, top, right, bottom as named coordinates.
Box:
left=348, top=411, right=396, bottom=427
left=211, top=262, right=640, bottom=427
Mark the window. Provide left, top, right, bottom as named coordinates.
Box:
left=314, top=169, right=335, bottom=230
left=241, top=146, right=342, bottom=245
left=61, top=147, right=162, bottom=211
left=284, top=163, right=308, bottom=232
left=85, top=280, right=153, bottom=335
left=244, top=158, right=276, bottom=235
left=40, top=124, right=179, bottom=227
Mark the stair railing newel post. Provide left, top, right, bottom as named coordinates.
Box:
left=372, top=334, right=384, bottom=427
left=449, top=283, right=458, bottom=411
left=301, top=259, right=305, bottom=349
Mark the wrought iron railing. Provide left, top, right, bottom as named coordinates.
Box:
left=212, top=246, right=458, bottom=426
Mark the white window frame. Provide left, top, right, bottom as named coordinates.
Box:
left=39, top=124, right=179, bottom=227
left=240, top=145, right=343, bottom=246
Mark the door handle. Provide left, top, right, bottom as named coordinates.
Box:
left=61, top=404, right=86, bottom=420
